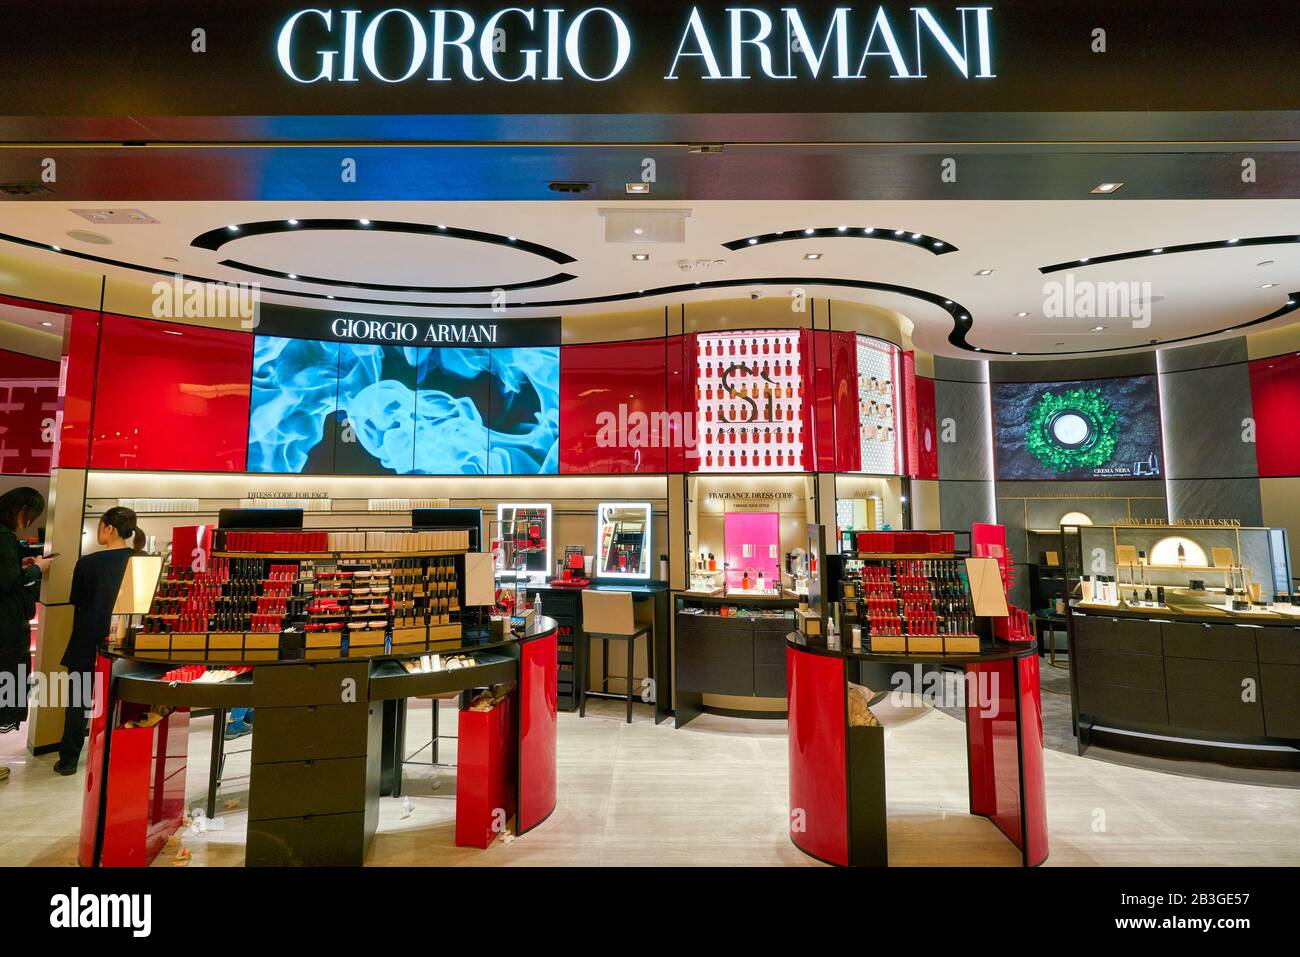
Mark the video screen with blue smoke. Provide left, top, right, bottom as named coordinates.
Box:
left=246, top=336, right=559, bottom=475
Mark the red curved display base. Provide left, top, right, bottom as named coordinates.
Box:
left=787, top=646, right=849, bottom=866
left=517, top=629, right=559, bottom=834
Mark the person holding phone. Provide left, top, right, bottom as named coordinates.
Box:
left=0, top=487, right=51, bottom=783
left=53, top=506, right=142, bottom=776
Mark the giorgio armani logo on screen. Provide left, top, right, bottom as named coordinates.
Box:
left=274, top=5, right=995, bottom=84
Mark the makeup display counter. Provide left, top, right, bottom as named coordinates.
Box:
left=78, top=618, right=559, bottom=867
left=786, top=633, right=1048, bottom=867
left=1068, top=604, right=1300, bottom=767
left=526, top=581, right=671, bottom=723
left=674, top=592, right=799, bottom=727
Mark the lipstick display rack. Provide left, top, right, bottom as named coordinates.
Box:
left=136, top=543, right=468, bottom=653
left=840, top=557, right=980, bottom=654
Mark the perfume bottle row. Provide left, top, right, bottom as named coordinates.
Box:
left=702, top=404, right=798, bottom=424
left=702, top=335, right=796, bottom=357
left=701, top=448, right=803, bottom=470
left=698, top=357, right=800, bottom=380
left=701, top=425, right=802, bottom=445
left=698, top=366, right=804, bottom=393
left=859, top=374, right=894, bottom=397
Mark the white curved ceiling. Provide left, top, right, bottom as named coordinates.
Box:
left=2, top=199, right=1299, bottom=358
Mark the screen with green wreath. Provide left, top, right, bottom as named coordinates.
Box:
left=991, top=374, right=1163, bottom=481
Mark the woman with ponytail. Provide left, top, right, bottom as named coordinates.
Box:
left=53, top=506, right=142, bottom=775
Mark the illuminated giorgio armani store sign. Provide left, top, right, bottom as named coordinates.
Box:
left=275, top=5, right=996, bottom=84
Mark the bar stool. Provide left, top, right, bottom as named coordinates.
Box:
left=580, top=589, right=653, bottom=723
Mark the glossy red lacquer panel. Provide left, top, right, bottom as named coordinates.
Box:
left=78, top=653, right=115, bottom=867
left=965, top=660, right=1022, bottom=849
left=1017, top=655, right=1049, bottom=865
left=830, top=330, right=860, bottom=473
left=665, top=334, right=692, bottom=473
left=147, top=709, right=189, bottom=863
left=90, top=314, right=252, bottom=471
left=559, top=339, right=668, bottom=473
left=518, top=630, right=558, bottom=833
left=456, top=692, right=516, bottom=848
left=56, top=309, right=101, bottom=470
left=1248, top=353, right=1300, bottom=477
left=912, top=373, right=939, bottom=481
left=787, top=645, right=847, bottom=865
left=0, top=348, right=59, bottom=475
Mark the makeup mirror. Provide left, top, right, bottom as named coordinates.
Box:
left=597, top=502, right=651, bottom=579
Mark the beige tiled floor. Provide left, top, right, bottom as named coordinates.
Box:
left=1, top=696, right=1297, bottom=867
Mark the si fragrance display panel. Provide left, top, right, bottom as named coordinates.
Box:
left=695, top=330, right=806, bottom=472
left=854, top=336, right=902, bottom=475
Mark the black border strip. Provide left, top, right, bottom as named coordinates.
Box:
left=1039, top=234, right=1300, bottom=275
left=190, top=218, right=576, bottom=265
left=218, top=259, right=577, bottom=294
left=723, top=225, right=957, bottom=255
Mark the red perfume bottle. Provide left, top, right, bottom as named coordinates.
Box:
left=764, top=451, right=772, bottom=467
left=740, top=339, right=747, bottom=355
left=785, top=337, right=793, bottom=354
left=729, top=340, right=736, bottom=356
left=705, top=340, right=713, bottom=356
left=763, top=337, right=770, bottom=354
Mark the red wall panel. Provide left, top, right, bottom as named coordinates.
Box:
left=829, top=331, right=861, bottom=473
left=55, top=309, right=101, bottom=470
left=912, top=373, right=939, bottom=481
left=0, top=348, right=59, bottom=475
left=90, top=315, right=252, bottom=471
left=517, top=630, right=558, bottom=833
left=559, top=338, right=668, bottom=474
left=1249, top=353, right=1300, bottom=477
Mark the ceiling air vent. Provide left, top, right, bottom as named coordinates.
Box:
left=0, top=182, right=52, bottom=196
left=548, top=181, right=592, bottom=194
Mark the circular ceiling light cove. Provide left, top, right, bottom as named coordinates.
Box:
left=723, top=227, right=958, bottom=255
left=958, top=290, right=1300, bottom=357
left=217, top=259, right=577, bottom=294
left=1040, top=234, right=1300, bottom=274
left=189, top=218, right=577, bottom=265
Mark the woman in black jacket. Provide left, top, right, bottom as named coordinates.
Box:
left=53, top=506, right=141, bottom=776
left=0, top=487, right=51, bottom=783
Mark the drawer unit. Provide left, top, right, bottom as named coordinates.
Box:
left=246, top=812, right=369, bottom=867
left=1260, top=662, right=1300, bottom=738
left=675, top=611, right=792, bottom=699
left=1162, top=621, right=1258, bottom=662
left=1077, top=682, right=1168, bottom=727
left=1167, top=693, right=1265, bottom=737
left=251, top=704, right=373, bottom=764
left=1164, top=657, right=1259, bottom=699
left=252, top=661, right=371, bottom=708
left=1071, top=615, right=1163, bottom=656
left=1256, top=628, right=1300, bottom=665
left=249, top=756, right=374, bottom=821
left=1073, top=649, right=1166, bottom=692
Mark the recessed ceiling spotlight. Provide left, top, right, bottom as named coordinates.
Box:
left=893, top=229, right=904, bottom=236
left=50, top=244, right=60, bottom=251
left=633, top=227, right=644, bottom=235
left=437, top=224, right=447, bottom=230
left=288, top=273, right=298, bottom=279
left=960, top=314, right=969, bottom=320
left=804, top=228, right=815, bottom=235
left=327, top=295, right=336, bottom=300
left=747, top=238, right=758, bottom=245
left=1012, top=351, right=1019, bottom=356
left=911, top=233, right=921, bottom=239
left=975, top=269, right=994, bottom=276
left=1092, top=325, right=1106, bottom=331
left=1152, top=248, right=1164, bottom=254
left=40, top=321, right=53, bottom=327
left=933, top=241, right=944, bottom=248
left=973, top=347, right=982, bottom=352
left=1091, top=182, right=1124, bottom=194
left=1227, top=238, right=1240, bottom=244
left=287, top=219, right=299, bottom=226
left=837, top=225, right=847, bottom=232
left=359, top=219, right=370, bottom=226
left=1079, top=257, right=1090, bottom=263
left=1017, top=311, right=1029, bottom=317
left=1260, top=282, right=1278, bottom=289
left=625, top=182, right=650, bottom=194
left=632, top=253, right=650, bottom=262
left=508, top=235, right=516, bottom=242
left=864, top=227, right=875, bottom=234
left=1289, top=300, right=1297, bottom=306
left=943, top=299, right=952, bottom=305
left=226, top=224, right=239, bottom=232
left=803, top=252, right=823, bottom=261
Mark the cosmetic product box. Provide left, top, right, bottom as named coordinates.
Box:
left=907, top=635, right=944, bottom=654
left=870, top=634, right=906, bottom=653
left=391, top=625, right=428, bottom=645
left=943, top=634, right=980, bottom=654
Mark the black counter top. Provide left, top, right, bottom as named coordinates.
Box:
left=1070, top=601, right=1300, bottom=628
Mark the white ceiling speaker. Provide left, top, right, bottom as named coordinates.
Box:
left=599, top=207, right=691, bottom=244
left=70, top=208, right=159, bottom=224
